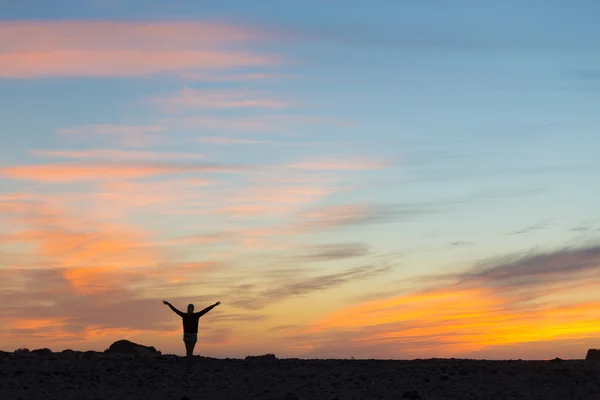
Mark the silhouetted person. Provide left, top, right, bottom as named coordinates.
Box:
left=162, top=300, right=221, bottom=369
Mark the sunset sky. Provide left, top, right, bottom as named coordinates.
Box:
left=1, top=1, right=600, bottom=360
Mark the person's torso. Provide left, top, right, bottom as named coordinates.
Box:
left=182, top=314, right=201, bottom=333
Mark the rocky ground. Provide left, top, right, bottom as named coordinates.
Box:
left=1, top=351, right=599, bottom=399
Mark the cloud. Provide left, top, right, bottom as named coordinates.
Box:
left=208, top=313, right=268, bottom=323
left=218, top=184, right=339, bottom=217
left=281, top=246, right=600, bottom=358
left=507, top=219, right=554, bottom=235
left=288, top=157, right=389, bottom=171
left=169, top=202, right=432, bottom=246
left=148, top=88, right=289, bottom=112
left=291, top=243, right=370, bottom=261
left=0, top=161, right=244, bottom=182
left=169, top=114, right=354, bottom=132
left=0, top=267, right=215, bottom=329
left=0, top=21, right=276, bottom=78
left=180, top=72, right=282, bottom=82
left=269, top=324, right=301, bottom=332
left=0, top=51, right=272, bottom=78
left=450, top=241, right=475, bottom=247
left=0, top=196, right=229, bottom=350
left=192, top=137, right=316, bottom=147
left=294, top=203, right=419, bottom=230
left=58, top=124, right=166, bottom=147
left=229, top=263, right=393, bottom=310
left=93, top=178, right=214, bottom=214
left=30, top=148, right=205, bottom=161
left=447, top=245, right=600, bottom=290
left=194, top=137, right=280, bottom=145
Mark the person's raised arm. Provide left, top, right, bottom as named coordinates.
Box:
left=195, top=301, right=221, bottom=318
left=163, top=300, right=185, bottom=317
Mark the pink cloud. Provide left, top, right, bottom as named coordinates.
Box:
left=0, top=21, right=277, bottom=78
left=149, top=88, right=290, bottom=112
left=0, top=50, right=273, bottom=78
left=0, top=21, right=268, bottom=51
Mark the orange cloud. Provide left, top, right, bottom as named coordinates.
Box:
left=302, top=287, right=600, bottom=357
left=94, top=178, right=214, bottom=214
left=0, top=21, right=276, bottom=78
left=281, top=247, right=600, bottom=358
left=0, top=194, right=222, bottom=299
left=149, top=88, right=289, bottom=112
left=0, top=191, right=248, bottom=355
left=0, top=161, right=239, bottom=182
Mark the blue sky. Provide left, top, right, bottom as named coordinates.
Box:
left=0, top=0, right=599, bottom=359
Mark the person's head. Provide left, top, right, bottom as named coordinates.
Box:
left=187, top=304, right=194, bottom=313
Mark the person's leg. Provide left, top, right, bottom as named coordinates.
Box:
left=184, top=340, right=194, bottom=368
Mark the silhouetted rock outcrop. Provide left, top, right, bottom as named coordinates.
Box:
left=32, top=348, right=53, bottom=356
left=586, top=349, right=600, bottom=361
left=245, top=353, right=277, bottom=361
left=14, top=348, right=29, bottom=354
left=105, top=340, right=161, bottom=356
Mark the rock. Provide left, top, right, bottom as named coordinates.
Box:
left=32, top=348, right=53, bottom=356
left=585, top=349, right=600, bottom=361
left=14, top=348, right=29, bottom=354
left=402, top=391, right=421, bottom=399
left=105, top=340, right=161, bottom=357
left=550, top=357, right=564, bottom=363
left=245, top=353, right=277, bottom=361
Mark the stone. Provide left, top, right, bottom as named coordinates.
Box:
left=105, top=340, right=161, bottom=357
left=32, top=348, right=53, bottom=356
left=585, top=349, right=600, bottom=361
left=14, top=348, right=29, bottom=354
left=245, top=353, right=277, bottom=361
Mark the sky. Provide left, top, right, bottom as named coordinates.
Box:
left=1, top=0, right=600, bottom=360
